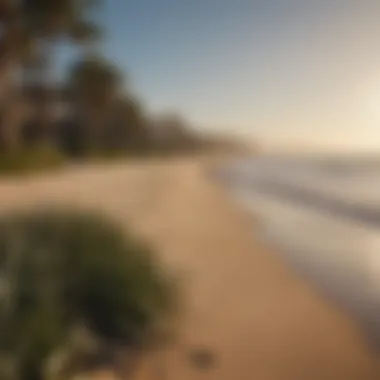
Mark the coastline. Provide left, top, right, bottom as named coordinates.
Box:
left=0, top=157, right=378, bottom=379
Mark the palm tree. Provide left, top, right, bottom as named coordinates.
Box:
left=0, top=0, right=101, bottom=151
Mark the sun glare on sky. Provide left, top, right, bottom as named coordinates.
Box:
left=68, top=1, right=380, bottom=152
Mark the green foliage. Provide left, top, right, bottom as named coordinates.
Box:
left=0, top=0, right=102, bottom=152
left=1, top=1, right=101, bottom=67
left=20, top=0, right=101, bottom=41
left=60, top=58, right=150, bottom=157
left=1, top=0, right=209, bottom=162
left=68, top=56, right=122, bottom=110
left=0, top=209, right=174, bottom=379
left=0, top=146, right=64, bottom=175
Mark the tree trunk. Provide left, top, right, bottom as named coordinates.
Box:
left=0, top=61, right=22, bottom=152
left=0, top=6, right=26, bottom=152
left=26, top=40, right=56, bottom=147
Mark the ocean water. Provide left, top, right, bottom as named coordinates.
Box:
left=217, top=155, right=380, bottom=345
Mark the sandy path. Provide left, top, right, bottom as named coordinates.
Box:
left=0, top=158, right=379, bottom=379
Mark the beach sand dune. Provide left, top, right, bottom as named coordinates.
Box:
left=0, top=158, right=378, bottom=379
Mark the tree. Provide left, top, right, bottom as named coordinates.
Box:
left=151, top=113, right=196, bottom=152
left=0, top=208, right=174, bottom=380
left=107, top=96, right=149, bottom=153
left=0, top=0, right=101, bottom=151
left=61, top=57, right=151, bottom=156
left=0, top=1, right=35, bottom=150
left=62, top=56, right=123, bottom=155
left=68, top=56, right=122, bottom=112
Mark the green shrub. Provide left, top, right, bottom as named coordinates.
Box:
left=0, top=146, right=65, bottom=175
left=0, top=208, right=175, bottom=379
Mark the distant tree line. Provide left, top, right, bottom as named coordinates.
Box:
left=0, top=0, right=248, bottom=171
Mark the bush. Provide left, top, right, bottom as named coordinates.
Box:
left=0, top=146, right=65, bottom=175
left=0, top=208, right=175, bottom=379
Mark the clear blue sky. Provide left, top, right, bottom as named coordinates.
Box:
left=58, top=1, right=380, bottom=150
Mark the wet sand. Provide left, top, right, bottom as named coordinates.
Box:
left=218, top=157, right=380, bottom=346
left=0, top=158, right=379, bottom=379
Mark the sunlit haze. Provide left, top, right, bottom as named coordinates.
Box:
left=56, top=1, right=380, bottom=151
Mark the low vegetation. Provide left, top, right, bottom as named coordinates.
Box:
left=0, top=209, right=176, bottom=380
left=0, top=146, right=65, bottom=175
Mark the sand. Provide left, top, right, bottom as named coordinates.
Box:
left=0, top=157, right=379, bottom=379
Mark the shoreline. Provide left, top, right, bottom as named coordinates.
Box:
left=216, top=157, right=380, bottom=348
left=0, top=157, right=378, bottom=379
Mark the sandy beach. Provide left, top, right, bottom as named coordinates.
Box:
left=0, top=157, right=379, bottom=379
